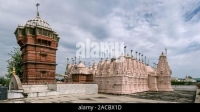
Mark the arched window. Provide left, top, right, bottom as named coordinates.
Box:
left=39, top=29, right=42, bottom=34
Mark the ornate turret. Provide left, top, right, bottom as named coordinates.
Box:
left=157, top=52, right=171, bottom=76
left=156, top=52, right=173, bottom=91
left=92, top=61, right=97, bottom=70
left=14, top=4, right=60, bottom=46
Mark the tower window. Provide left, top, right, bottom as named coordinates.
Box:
left=48, top=41, right=51, bottom=46
left=43, top=30, right=47, bottom=36
left=47, top=31, right=50, bottom=36
left=41, top=71, right=46, bottom=74
left=29, top=28, right=35, bottom=35
left=39, top=29, right=42, bottom=35
left=37, top=39, right=41, bottom=44
left=19, top=29, right=25, bottom=35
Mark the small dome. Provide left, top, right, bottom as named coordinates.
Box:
left=146, top=66, right=155, bottom=73
left=77, top=62, right=86, bottom=68
left=25, top=16, right=52, bottom=30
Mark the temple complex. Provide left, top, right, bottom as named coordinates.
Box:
left=65, top=52, right=173, bottom=94
left=9, top=3, right=173, bottom=99
left=14, top=4, right=59, bottom=83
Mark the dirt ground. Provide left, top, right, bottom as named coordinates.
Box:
left=125, top=90, right=196, bottom=103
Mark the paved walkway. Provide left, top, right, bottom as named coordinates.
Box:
left=0, top=93, right=178, bottom=103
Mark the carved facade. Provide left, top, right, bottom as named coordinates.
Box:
left=65, top=61, right=94, bottom=83
left=64, top=52, right=173, bottom=94
left=14, top=14, right=60, bottom=83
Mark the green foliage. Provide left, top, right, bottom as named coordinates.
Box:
left=171, top=81, right=185, bottom=85
left=0, top=76, right=10, bottom=86
left=171, top=81, right=196, bottom=85
left=5, top=47, right=22, bottom=81
left=188, top=76, right=192, bottom=79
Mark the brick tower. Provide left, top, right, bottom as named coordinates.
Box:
left=14, top=3, right=60, bottom=83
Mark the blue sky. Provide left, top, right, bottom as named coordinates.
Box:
left=0, top=0, right=200, bottom=78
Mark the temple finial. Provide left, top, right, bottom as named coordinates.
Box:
left=36, top=3, right=40, bottom=16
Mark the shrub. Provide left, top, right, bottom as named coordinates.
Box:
left=0, top=76, right=9, bottom=87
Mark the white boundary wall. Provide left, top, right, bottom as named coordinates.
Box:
left=172, top=85, right=197, bottom=91
left=8, top=84, right=98, bottom=99
left=48, top=84, right=98, bottom=94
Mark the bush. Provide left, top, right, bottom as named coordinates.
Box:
left=171, top=81, right=196, bottom=85
left=0, top=76, right=9, bottom=87
left=171, top=81, right=185, bottom=85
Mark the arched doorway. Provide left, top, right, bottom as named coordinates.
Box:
left=11, top=82, right=14, bottom=90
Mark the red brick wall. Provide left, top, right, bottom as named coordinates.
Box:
left=17, top=30, right=58, bottom=83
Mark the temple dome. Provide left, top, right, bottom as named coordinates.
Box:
left=77, top=62, right=86, bottom=68
left=146, top=66, right=155, bottom=74
left=19, top=16, right=53, bottom=31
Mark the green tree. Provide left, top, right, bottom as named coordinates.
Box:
left=5, top=47, right=22, bottom=82
left=188, top=76, right=192, bottom=79
left=0, top=76, right=9, bottom=86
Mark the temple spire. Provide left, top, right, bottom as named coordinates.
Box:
left=36, top=3, right=40, bottom=17
left=67, top=58, right=69, bottom=64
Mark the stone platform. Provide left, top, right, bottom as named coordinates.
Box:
left=8, top=83, right=98, bottom=99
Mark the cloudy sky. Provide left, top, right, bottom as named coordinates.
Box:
left=0, top=0, right=200, bottom=78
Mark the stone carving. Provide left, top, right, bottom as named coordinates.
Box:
left=64, top=51, right=173, bottom=94
left=159, top=79, right=164, bottom=84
